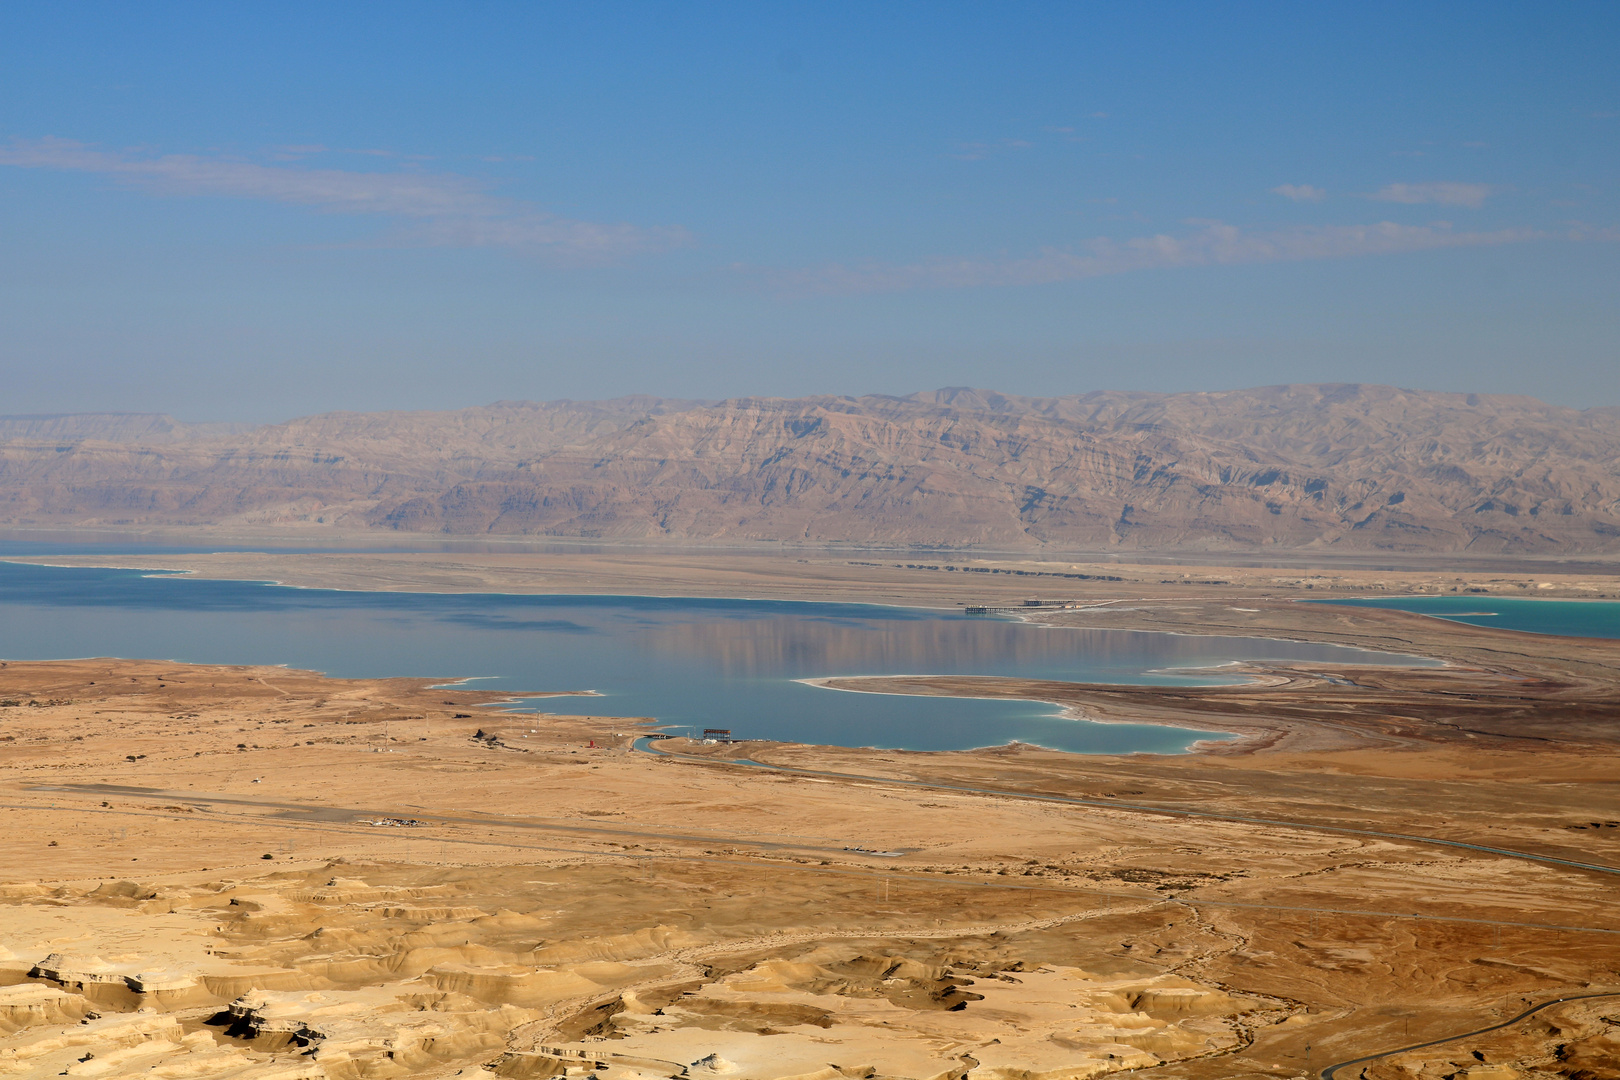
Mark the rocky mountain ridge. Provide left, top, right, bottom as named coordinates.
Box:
left=1, top=384, right=1617, bottom=553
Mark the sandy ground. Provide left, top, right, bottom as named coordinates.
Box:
left=0, top=549, right=1618, bottom=1079
left=12, top=547, right=1620, bottom=606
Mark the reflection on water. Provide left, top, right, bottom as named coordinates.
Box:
left=0, top=562, right=1428, bottom=754
left=634, top=612, right=1419, bottom=681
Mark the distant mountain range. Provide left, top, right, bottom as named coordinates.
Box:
left=2, top=384, right=1618, bottom=553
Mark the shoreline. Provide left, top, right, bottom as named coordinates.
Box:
left=0, top=556, right=968, bottom=612
left=3, top=522, right=1620, bottom=570
left=3, top=546, right=1619, bottom=761
left=19, top=549, right=1600, bottom=661
left=1, top=639, right=1617, bottom=1078
left=798, top=674, right=1243, bottom=755
left=0, top=556, right=1464, bottom=761
left=13, top=547, right=1620, bottom=749
left=2, top=552, right=1455, bottom=659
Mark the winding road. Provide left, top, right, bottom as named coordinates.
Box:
left=1317, top=991, right=1620, bottom=1079
left=633, top=738, right=1620, bottom=1073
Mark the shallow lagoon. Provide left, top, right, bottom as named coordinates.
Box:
left=0, top=561, right=1431, bottom=754
left=1317, top=595, right=1620, bottom=640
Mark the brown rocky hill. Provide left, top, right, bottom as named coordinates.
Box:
left=1, top=384, right=1618, bottom=552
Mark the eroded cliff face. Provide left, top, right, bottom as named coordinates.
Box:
left=2, top=384, right=1618, bottom=552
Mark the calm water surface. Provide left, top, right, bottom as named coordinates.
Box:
left=1317, top=596, right=1620, bottom=640
left=0, top=562, right=1432, bottom=754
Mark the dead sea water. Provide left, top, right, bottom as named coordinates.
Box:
left=0, top=561, right=1432, bottom=754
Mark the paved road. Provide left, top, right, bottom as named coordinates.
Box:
left=1318, top=991, right=1620, bottom=1079
left=633, top=737, right=1620, bottom=878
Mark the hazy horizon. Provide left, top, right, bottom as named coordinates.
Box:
left=4, top=379, right=1619, bottom=429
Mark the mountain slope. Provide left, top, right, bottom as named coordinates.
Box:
left=1, top=385, right=1617, bottom=552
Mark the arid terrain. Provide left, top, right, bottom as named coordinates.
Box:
left=4, top=384, right=1620, bottom=552
left=1, top=550, right=1618, bottom=1079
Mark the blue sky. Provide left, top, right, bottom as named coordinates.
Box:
left=1, top=1, right=1616, bottom=420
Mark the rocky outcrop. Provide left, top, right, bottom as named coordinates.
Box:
left=0, top=984, right=96, bottom=1036
left=3, top=385, right=1618, bottom=553
left=26, top=953, right=208, bottom=1013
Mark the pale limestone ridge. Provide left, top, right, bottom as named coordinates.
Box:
left=2, top=384, right=1617, bottom=552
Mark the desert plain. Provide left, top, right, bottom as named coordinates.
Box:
left=1, top=548, right=1618, bottom=1080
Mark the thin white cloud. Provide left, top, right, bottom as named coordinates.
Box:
left=1272, top=184, right=1326, bottom=202
left=0, top=137, right=687, bottom=260
left=949, top=138, right=1034, bottom=161
left=775, top=220, right=1542, bottom=295
left=950, top=142, right=992, bottom=161
left=0, top=138, right=493, bottom=216
left=404, top=215, right=690, bottom=255
left=1566, top=224, right=1620, bottom=242
left=1369, top=181, right=1490, bottom=208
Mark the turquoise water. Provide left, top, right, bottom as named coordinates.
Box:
left=1316, top=596, right=1620, bottom=640
left=0, top=561, right=1429, bottom=754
